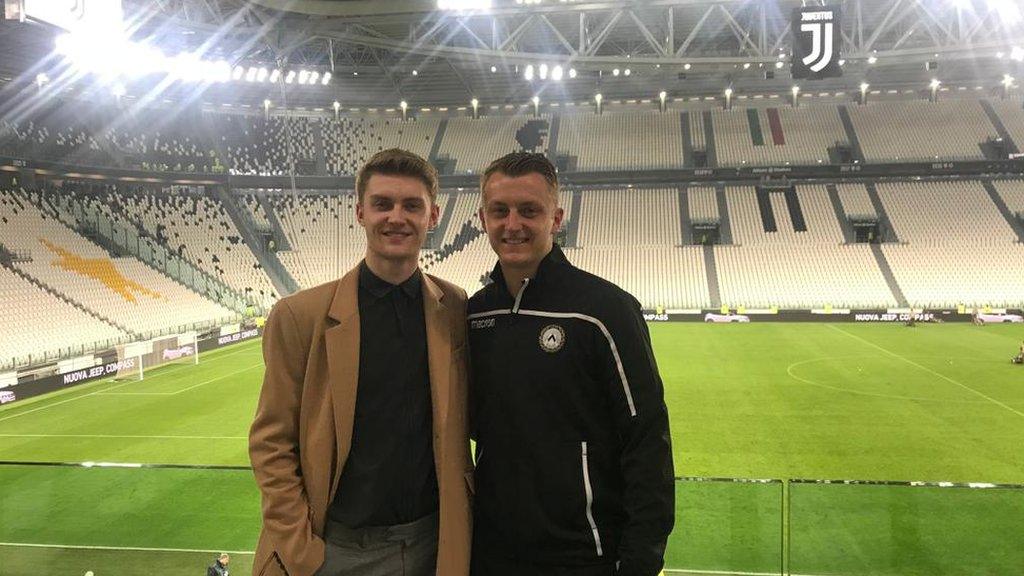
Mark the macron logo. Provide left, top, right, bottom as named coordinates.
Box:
left=471, top=318, right=496, bottom=329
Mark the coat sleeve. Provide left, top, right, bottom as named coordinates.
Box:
left=249, top=299, right=326, bottom=576
left=596, top=293, right=675, bottom=576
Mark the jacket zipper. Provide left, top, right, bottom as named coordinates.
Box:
left=512, top=277, right=530, bottom=314
left=581, top=441, right=604, bottom=557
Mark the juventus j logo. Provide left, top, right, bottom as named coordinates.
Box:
left=800, top=10, right=835, bottom=73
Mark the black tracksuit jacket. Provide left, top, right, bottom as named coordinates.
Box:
left=468, top=245, right=675, bottom=576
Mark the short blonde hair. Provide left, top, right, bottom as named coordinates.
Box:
left=480, top=152, right=559, bottom=201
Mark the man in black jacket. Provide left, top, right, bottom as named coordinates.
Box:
left=468, top=152, right=674, bottom=576
left=207, top=553, right=230, bottom=576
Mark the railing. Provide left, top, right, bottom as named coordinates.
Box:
left=1, top=466, right=1020, bottom=576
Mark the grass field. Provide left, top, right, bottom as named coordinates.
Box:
left=1, top=322, right=1023, bottom=575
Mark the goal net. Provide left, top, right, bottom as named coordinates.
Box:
left=113, top=332, right=199, bottom=381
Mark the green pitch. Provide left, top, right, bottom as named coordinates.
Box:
left=1, top=323, right=1022, bottom=576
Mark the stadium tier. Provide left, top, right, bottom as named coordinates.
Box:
left=0, top=186, right=240, bottom=368
left=846, top=99, right=998, bottom=162
left=6, top=97, right=1024, bottom=173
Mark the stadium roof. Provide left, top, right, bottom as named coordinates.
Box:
left=0, top=0, right=1023, bottom=109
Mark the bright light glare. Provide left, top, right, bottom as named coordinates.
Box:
left=286, top=70, right=296, bottom=84
left=569, top=68, right=577, bottom=78
left=991, top=0, right=1022, bottom=24
left=321, top=71, right=332, bottom=85
left=256, top=67, right=269, bottom=82
left=270, top=69, right=281, bottom=83
left=437, top=0, right=492, bottom=9
left=298, top=70, right=310, bottom=84
left=551, top=65, right=563, bottom=81
left=309, top=71, right=320, bottom=84
left=524, top=65, right=534, bottom=81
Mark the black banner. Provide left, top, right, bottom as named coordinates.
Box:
left=639, top=309, right=1021, bottom=323
left=792, top=6, right=842, bottom=80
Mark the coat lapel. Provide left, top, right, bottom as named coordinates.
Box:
left=325, top=266, right=360, bottom=497
left=422, top=274, right=451, bottom=452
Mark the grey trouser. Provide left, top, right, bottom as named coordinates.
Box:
left=315, top=512, right=439, bottom=576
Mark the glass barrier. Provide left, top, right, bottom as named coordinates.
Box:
left=4, top=465, right=1020, bottom=576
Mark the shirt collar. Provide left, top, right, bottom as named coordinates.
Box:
left=359, top=261, right=422, bottom=300
left=488, top=243, right=568, bottom=292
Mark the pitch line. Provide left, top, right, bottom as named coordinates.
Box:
left=0, top=541, right=254, bottom=555
left=0, top=433, right=246, bottom=440
left=0, top=544, right=823, bottom=576
left=827, top=324, right=1024, bottom=419
left=0, top=363, right=262, bottom=423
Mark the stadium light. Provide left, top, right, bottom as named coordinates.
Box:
left=612, top=68, right=620, bottom=76
left=683, top=63, right=691, bottom=70
left=539, top=64, right=549, bottom=80
left=298, top=70, right=310, bottom=84
left=868, top=55, right=878, bottom=64
left=569, top=68, right=577, bottom=79
left=412, top=69, right=418, bottom=76
left=400, top=100, right=408, bottom=120
left=212, top=61, right=232, bottom=83
left=624, top=68, right=631, bottom=76
left=491, top=65, right=497, bottom=73
left=595, top=92, right=603, bottom=115
left=233, top=66, right=245, bottom=80
left=245, top=67, right=257, bottom=82
left=524, top=65, right=535, bottom=81
left=775, top=61, right=784, bottom=69
left=285, top=70, right=296, bottom=84
left=269, top=69, right=281, bottom=83
left=309, top=71, right=320, bottom=84
left=322, top=71, right=332, bottom=85
left=256, top=67, right=269, bottom=82
left=35, top=73, right=48, bottom=88
left=859, top=81, right=870, bottom=104
left=658, top=90, right=667, bottom=112
left=552, top=65, right=564, bottom=81
left=471, top=97, right=479, bottom=118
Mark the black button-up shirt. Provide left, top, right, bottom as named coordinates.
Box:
left=327, top=262, right=438, bottom=528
